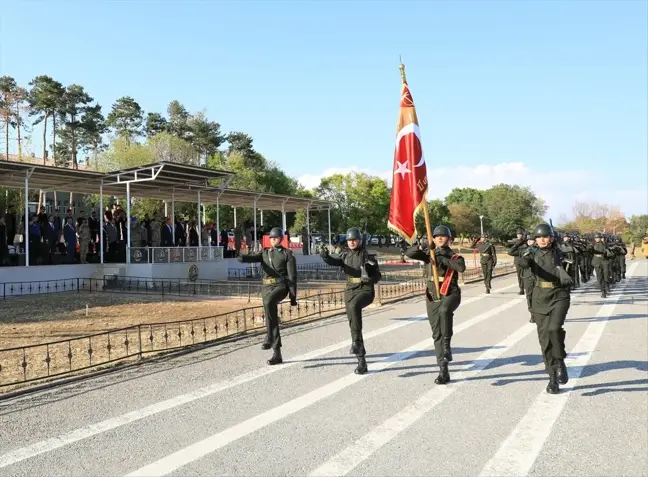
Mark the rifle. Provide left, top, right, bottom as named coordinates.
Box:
left=360, top=219, right=371, bottom=283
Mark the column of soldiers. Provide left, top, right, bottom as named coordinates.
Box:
left=239, top=220, right=628, bottom=397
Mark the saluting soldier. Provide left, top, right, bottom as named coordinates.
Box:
left=512, top=227, right=526, bottom=295
left=476, top=233, right=497, bottom=293
left=509, top=233, right=536, bottom=323
left=238, top=227, right=297, bottom=365
left=406, top=225, right=465, bottom=385
left=320, top=227, right=381, bottom=375
left=519, top=223, right=573, bottom=394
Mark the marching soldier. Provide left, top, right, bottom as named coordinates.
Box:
left=476, top=233, right=497, bottom=293
left=519, top=223, right=573, bottom=394
left=615, top=237, right=627, bottom=280
left=512, top=227, right=526, bottom=295
left=559, top=235, right=579, bottom=290
left=238, top=227, right=297, bottom=365
left=406, top=225, right=465, bottom=385
left=591, top=233, right=611, bottom=297
left=509, top=233, right=536, bottom=323
left=320, top=226, right=381, bottom=375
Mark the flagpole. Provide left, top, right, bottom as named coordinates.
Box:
left=421, top=200, right=442, bottom=300
left=399, top=62, right=441, bottom=300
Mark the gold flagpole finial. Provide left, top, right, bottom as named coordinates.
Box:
left=399, top=57, right=407, bottom=84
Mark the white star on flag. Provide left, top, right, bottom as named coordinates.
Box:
left=394, top=161, right=410, bottom=180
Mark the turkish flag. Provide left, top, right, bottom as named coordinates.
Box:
left=387, top=69, right=428, bottom=244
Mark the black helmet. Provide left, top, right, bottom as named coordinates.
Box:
left=516, top=227, right=526, bottom=234
left=432, top=225, right=451, bottom=237
left=526, top=233, right=535, bottom=241
left=594, top=232, right=603, bottom=238
left=533, top=223, right=552, bottom=237
left=269, top=227, right=283, bottom=239
left=346, top=227, right=362, bottom=241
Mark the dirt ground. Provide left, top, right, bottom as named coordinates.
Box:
left=0, top=283, right=358, bottom=389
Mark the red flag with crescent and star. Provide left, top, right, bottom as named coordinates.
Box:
left=387, top=65, right=429, bottom=244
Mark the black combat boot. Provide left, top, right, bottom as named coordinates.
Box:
left=434, top=363, right=450, bottom=385
left=441, top=338, right=453, bottom=362
left=485, top=287, right=490, bottom=294
left=557, top=360, right=569, bottom=385
left=529, top=315, right=535, bottom=323
left=267, top=348, right=283, bottom=365
left=354, top=356, right=368, bottom=375
left=261, top=342, right=272, bottom=350
left=519, top=290, right=525, bottom=295
left=546, top=370, right=559, bottom=394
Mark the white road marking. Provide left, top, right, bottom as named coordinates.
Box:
left=0, top=283, right=518, bottom=469
left=125, top=295, right=524, bottom=477
left=478, top=262, right=640, bottom=477
left=308, top=320, right=536, bottom=476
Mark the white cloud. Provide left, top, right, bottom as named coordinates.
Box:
left=297, top=161, right=648, bottom=220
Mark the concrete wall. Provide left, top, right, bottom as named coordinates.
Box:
left=0, top=263, right=100, bottom=285
left=0, top=254, right=326, bottom=289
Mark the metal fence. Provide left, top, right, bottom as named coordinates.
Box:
left=0, top=262, right=516, bottom=301
left=0, top=280, right=426, bottom=390
left=227, top=267, right=423, bottom=283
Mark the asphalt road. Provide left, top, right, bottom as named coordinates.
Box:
left=0, top=261, right=646, bottom=477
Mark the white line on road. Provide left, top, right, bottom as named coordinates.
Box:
left=478, top=262, right=640, bottom=477
left=0, top=283, right=519, bottom=469
left=125, top=295, right=525, bottom=477
left=308, top=320, right=537, bottom=476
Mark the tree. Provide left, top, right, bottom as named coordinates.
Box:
left=481, top=184, right=547, bottom=239
left=167, top=100, right=190, bottom=140
left=145, top=112, right=168, bottom=137
left=10, top=86, right=29, bottom=159
left=415, top=199, right=451, bottom=237
left=57, top=84, right=93, bottom=169
left=627, top=215, right=648, bottom=244
left=0, top=76, right=18, bottom=161
left=187, top=111, right=224, bottom=159
left=106, top=96, right=144, bottom=142
left=445, top=187, right=484, bottom=211
left=80, top=104, right=108, bottom=170
left=447, top=203, right=480, bottom=237
left=309, top=172, right=391, bottom=236
left=28, top=75, right=65, bottom=164
left=147, top=131, right=200, bottom=165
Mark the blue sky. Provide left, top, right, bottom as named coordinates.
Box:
left=2, top=0, right=647, bottom=220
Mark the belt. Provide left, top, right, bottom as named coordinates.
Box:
left=262, top=277, right=278, bottom=285
left=347, top=277, right=362, bottom=284
left=537, top=280, right=555, bottom=289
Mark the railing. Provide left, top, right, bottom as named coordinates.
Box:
left=0, top=280, right=427, bottom=390
left=0, top=262, right=517, bottom=300
left=227, top=267, right=421, bottom=283
left=128, top=246, right=224, bottom=264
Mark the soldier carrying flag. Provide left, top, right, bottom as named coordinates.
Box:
left=388, top=62, right=466, bottom=385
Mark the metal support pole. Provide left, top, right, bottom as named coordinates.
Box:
left=100, top=180, right=104, bottom=264
left=24, top=174, right=29, bottom=266
left=260, top=210, right=264, bottom=227
left=171, top=189, right=175, bottom=239
left=281, top=204, right=287, bottom=232
left=306, top=205, right=310, bottom=256
left=126, top=182, right=131, bottom=264
left=253, top=200, right=257, bottom=250
left=164, top=201, right=168, bottom=217
left=216, top=197, right=220, bottom=236
left=327, top=205, right=332, bottom=246
left=197, top=190, right=202, bottom=255
left=233, top=207, right=237, bottom=227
